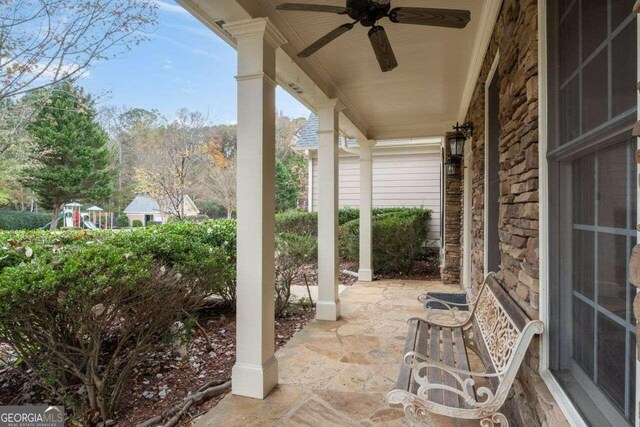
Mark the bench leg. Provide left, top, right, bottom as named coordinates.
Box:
left=480, top=412, right=508, bottom=427
left=386, top=390, right=433, bottom=427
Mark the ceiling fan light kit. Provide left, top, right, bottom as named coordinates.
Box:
left=276, top=0, right=471, bottom=72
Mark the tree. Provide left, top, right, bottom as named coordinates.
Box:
left=276, top=113, right=307, bottom=162
left=0, top=0, right=157, bottom=165
left=275, top=160, right=300, bottom=212
left=23, top=82, right=114, bottom=230
left=0, top=0, right=157, bottom=102
left=205, top=140, right=236, bottom=218
left=134, top=109, right=207, bottom=220
left=98, top=106, right=160, bottom=211
left=274, top=113, right=308, bottom=212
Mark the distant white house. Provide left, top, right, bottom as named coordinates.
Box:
left=123, top=194, right=200, bottom=226
left=296, top=114, right=442, bottom=245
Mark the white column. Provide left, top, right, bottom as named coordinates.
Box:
left=316, top=99, right=344, bottom=321
left=224, top=18, right=286, bottom=399
left=358, top=139, right=376, bottom=282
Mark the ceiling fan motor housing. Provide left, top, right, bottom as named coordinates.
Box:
left=346, top=0, right=391, bottom=26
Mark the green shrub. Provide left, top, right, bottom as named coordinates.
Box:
left=339, top=208, right=431, bottom=275
left=0, top=226, right=233, bottom=422
left=371, top=211, right=430, bottom=274
left=275, top=210, right=318, bottom=236
left=115, top=214, right=129, bottom=228
left=338, top=208, right=360, bottom=224
left=146, top=220, right=238, bottom=304
left=274, top=208, right=420, bottom=238
left=275, top=232, right=317, bottom=317
left=0, top=210, right=51, bottom=230
left=132, top=219, right=143, bottom=227
left=197, top=200, right=228, bottom=219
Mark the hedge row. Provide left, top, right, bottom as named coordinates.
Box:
left=0, top=210, right=51, bottom=230
left=340, top=208, right=431, bottom=274
left=0, top=220, right=237, bottom=421
left=274, top=207, right=413, bottom=236
left=276, top=208, right=431, bottom=274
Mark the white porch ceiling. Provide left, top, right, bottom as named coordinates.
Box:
left=180, top=0, right=491, bottom=140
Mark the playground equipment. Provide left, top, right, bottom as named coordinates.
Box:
left=42, top=202, right=115, bottom=230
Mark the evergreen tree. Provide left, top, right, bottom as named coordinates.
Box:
left=23, top=83, right=114, bottom=230
left=275, top=160, right=300, bottom=212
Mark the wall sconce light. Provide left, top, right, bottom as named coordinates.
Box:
left=448, top=121, right=474, bottom=157
left=445, top=157, right=461, bottom=176
left=445, top=121, right=473, bottom=176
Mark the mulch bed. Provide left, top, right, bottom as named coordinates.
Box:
left=0, top=304, right=315, bottom=427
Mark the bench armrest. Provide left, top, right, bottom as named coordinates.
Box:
left=402, top=351, right=500, bottom=409
left=413, top=304, right=473, bottom=327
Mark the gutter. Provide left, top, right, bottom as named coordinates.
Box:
left=341, top=137, right=359, bottom=155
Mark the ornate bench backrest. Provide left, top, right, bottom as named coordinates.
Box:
left=473, top=273, right=540, bottom=376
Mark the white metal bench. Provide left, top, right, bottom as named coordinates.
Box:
left=386, top=273, right=543, bottom=427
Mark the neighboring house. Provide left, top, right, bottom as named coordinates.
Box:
left=297, top=114, right=442, bottom=245
left=123, top=194, right=200, bottom=226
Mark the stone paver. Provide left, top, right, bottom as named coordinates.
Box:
left=192, top=280, right=475, bottom=427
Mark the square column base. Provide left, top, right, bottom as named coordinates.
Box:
left=358, top=268, right=373, bottom=282
left=231, top=356, right=278, bottom=399
left=316, top=300, right=341, bottom=321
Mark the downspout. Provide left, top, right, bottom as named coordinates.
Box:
left=340, top=134, right=360, bottom=155
left=306, top=150, right=313, bottom=212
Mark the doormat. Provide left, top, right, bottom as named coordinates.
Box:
left=424, top=292, right=468, bottom=311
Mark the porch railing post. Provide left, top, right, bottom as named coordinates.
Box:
left=224, top=17, right=286, bottom=399
left=358, top=139, right=376, bottom=282
left=316, top=99, right=344, bottom=321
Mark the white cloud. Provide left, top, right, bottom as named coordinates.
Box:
left=30, top=62, right=91, bottom=81
left=154, top=0, right=188, bottom=15
left=162, top=59, right=173, bottom=71
left=151, top=33, right=222, bottom=61
left=163, top=22, right=220, bottom=41
left=173, top=76, right=194, bottom=95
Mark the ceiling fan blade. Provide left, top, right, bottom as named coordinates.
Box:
left=298, top=23, right=354, bottom=58
left=368, top=26, right=397, bottom=72
left=276, top=3, right=348, bottom=14
left=389, top=7, right=471, bottom=29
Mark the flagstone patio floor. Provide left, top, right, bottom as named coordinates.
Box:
left=192, top=280, right=479, bottom=427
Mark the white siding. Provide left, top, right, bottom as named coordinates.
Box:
left=311, top=151, right=441, bottom=242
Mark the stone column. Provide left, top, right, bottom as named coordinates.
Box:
left=441, top=132, right=463, bottom=285
left=358, top=139, right=376, bottom=282
left=316, top=99, right=344, bottom=321
left=224, top=18, right=286, bottom=399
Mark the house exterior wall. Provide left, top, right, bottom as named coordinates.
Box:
left=310, top=150, right=441, bottom=243
left=127, top=213, right=145, bottom=226
left=462, top=0, right=567, bottom=425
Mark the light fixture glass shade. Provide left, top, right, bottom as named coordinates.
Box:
left=445, top=160, right=459, bottom=176
left=448, top=132, right=466, bottom=157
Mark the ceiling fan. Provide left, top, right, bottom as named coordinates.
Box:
left=276, top=0, right=471, bottom=72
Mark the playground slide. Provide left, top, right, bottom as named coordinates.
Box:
left=83, top=220, right=98, bottom=230
left=40, top=213, right=65, bottom=230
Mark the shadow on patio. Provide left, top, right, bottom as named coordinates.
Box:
left=192, top=280, right=477, bottom=426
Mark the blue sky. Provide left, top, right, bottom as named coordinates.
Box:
left=82, top=0, right=310, bottom=124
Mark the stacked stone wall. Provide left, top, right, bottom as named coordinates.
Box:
left=442, top=132, right=462, bottom=285
left=462, top=1, right=566, bottom=424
